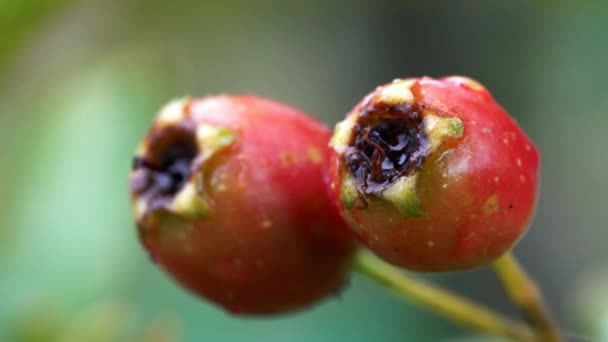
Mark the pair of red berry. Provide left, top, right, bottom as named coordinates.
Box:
left=129, top=76, right=540, bottom=315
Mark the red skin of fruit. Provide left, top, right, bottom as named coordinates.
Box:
left=133, top=95, right=354, bottom=315
left=329, top=77, right=540, bottom=271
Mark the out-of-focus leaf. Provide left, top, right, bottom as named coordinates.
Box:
left=571, top=265, right=608, bottom=341
left=0, top=0, right=71, bottom=67
left=137, top=315, right=182, bottom=342
left=2, top=298, right=65, bottom=342
left=59, top=300, right=134, bottom=342
left=0, top=55, right=173, bottom=326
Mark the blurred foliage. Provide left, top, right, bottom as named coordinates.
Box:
left=0, top=0, right=70, bottom=66
left=1, top=1, right=607, bottom=341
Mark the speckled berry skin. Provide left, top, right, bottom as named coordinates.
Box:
left=329, top=77, right=540, bottom=272
left=130, top=95, right=354, bottom=315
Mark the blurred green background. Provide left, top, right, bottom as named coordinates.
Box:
left=1, top=1, right=607, bottom=341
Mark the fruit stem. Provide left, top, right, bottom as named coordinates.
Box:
left=353, top=248, right=535, bottom=341
left=492, top=252, right=561, bottom=341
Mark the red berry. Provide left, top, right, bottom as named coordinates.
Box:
left=130, top=95, right=354, bottom=314
left=329, top=76, right=540, bottom=271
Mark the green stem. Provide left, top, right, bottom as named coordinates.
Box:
left=353, top=249, right=535, bottom=342
left=492, top=253, right=561, bottom=342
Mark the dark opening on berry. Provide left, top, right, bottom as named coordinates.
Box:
left=345, top=102, right=429, bottom=196
left=131, top=124, right=198, bottom=212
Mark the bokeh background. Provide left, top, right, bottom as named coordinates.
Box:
left=1, top=1, right=607, bottom=341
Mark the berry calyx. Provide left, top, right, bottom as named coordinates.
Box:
left=329, top=77, right=540, bottom=272
left=130, top=96, right=354, bottom=315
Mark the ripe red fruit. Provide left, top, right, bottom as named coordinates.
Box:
left=130, top=95, right=354, bottom=314
left=329, top=76, right=540, bottom=272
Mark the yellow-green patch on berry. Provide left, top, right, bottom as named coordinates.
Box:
left=168, top=182, right=209, bottom=219
left=340, top=173, right=359, bottom=210
left=381, top=174, right=423, bottom=217
left=329, top=112, right=358, bottom=155
left=375, top=79, right=415, bottom=106
left=422, top=112, right=464, bottom=151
